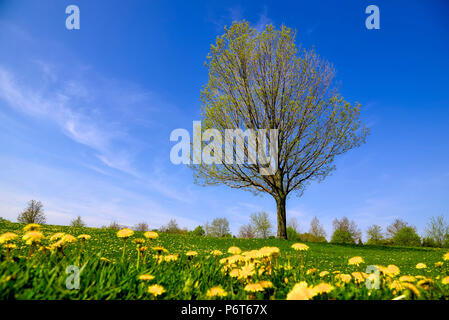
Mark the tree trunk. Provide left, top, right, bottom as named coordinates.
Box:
left=276, top=195, right=287, bottom=239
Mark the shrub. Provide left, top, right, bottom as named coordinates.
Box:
left=331, top=229, right=355, bottom=244
left=287, top=227, right=301, bottom=241
left=70, top=216, right=86, bottom=228
left=191, top=225, right=205, bottom=236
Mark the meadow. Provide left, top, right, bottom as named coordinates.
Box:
left=0, top=220, right=448, bottom=300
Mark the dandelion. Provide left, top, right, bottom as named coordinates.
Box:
left=23, top=231, right=44, bottom=257
left=416, top=263, right=426, bottom=269
left=443, top=252, right=449, bottom=261
left=211, top=250, right=223, bottom=256
left=319, top=271, right=329, bottom=277
left=23, top=223, right=40, bottom=231
left=148, top=284, right=165, bottom=297
left=335, top=273, right=352, bottom=284
left=435, top=261, right=443, bottom=267
left=228, top=246, right=241, bottom=255
left=291, top=243, right=309, bottom=251
left=117, top=228, right=134, bottom=260
left=306, top=268, right=317, bottom=275
left=49, top=233, right=65, bottom=241
left=313, top=283, right=334, bottom=295
left=152, top=246, right=168, bottom=254
left=348, top=256, right=364, bottom=266
left=442, top=276, right=449, bottom=285
left=186, top=250, right=198, bottom=257
left=399, top=276, right=416, bottom=283
left=77, top=234, right=91, bottom=240
left=117, top=228, right=134, bottom=239
left=291, top=243, right=309, bottom=270
left=138, top=274, right=155, bottom=281
left=386, top=265, right=400, bottom=277
left=144, top=231, right=158, bottom=239
left=0, top=232, right=18, bottom=244
left=286, top=282, right=316, bottom=300
left=258, top=280, right=273, bottom=289
left=206, top=286, right=227, bottom=298
left=244, top=283, right=264, bottom=293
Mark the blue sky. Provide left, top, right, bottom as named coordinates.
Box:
left=0, top=0, right=448, bottom=239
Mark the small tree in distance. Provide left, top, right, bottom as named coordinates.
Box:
left=238, top=224, right=255, bottom=238
left=70, top=216, right=86, bottom=228
left=205, top=218, right=231, bottom=237
left=366, top=224, right=384, bottom=245
left=250, top=212, right=272, bottom=239
left=134, top=222, right=149, bottom=232
left=331, top=217, right=361, bottom=244
left=17, top=200, right=46, bottom=224
left=309, top=216, right=327, bottom=241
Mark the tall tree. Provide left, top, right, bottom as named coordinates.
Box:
left=331, top=217, right=361, bottom=243
left=17, top=200, right=46, bottom=224
left=250, top=211, right=273, bottom=238
left=193, top=21, right=369, bottom=238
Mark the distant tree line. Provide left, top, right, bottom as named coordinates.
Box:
left=11, top=200, right=449, bottom=248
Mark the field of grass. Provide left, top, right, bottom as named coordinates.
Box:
left=1, top=220, right=448, bottom=300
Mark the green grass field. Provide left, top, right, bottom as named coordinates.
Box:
left=1, top=220, right=448, bottom=300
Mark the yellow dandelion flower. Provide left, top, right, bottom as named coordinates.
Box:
left=186, top=250, right=198, bottom=257
left=0, top=232, right=18, bottom=244
left=416, top=263, right=426, bottom=269
left=22, top=231, right=44, bottom=244
left=138, top=274, right=155, bottom=281
left=228, top=246, right=241, bottom=255
left=3, top=243, right=17, bottom=249
left=259, top=246, right=280, bottom=258
left=49, top=233, right=65, bottom=241
left=286, top=282, right=316, bottom=300
left=306, top=268, right=317, bottom=275
left=319, top=271, right=329, bottom=277
left=258, top=281, right=273, bottom=289
left=291, top=243, right=309, bottom=251
left=211, top=250, right=223, bottom=256
left=144, top=231, right=159, bottom=239
left=23, top=223, right=40, bottom=231
left=133, top=238, right=145, bottom=245
left=434, top=261, right=443, bottom=267
left=351, top=272, right=368, bottom=284
left=348, top=256, right=364, bottom=266
left=442, top=276, right=449, bottom=285
left=443, top=252, right=449, bottom=261
left=386, top=264, right=400, bottom=277
left=244, top=283, right=264, bottom=293
left=61, top=234, right=77, bottom=243
left=335, top=274, right=352, bottom=284
left=147, top=284, right=165, bottom=296
left=313, top=282, right=334, bottom=295
left=206, top=286, right=227, bottom=298
left=117, top=228, right=134, bottom=238
left=78, top=234, right=91, bottom=240
left=399, top=275, right=416, bottom=283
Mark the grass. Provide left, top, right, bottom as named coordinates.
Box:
left=0, top=220, right=448, bottom=300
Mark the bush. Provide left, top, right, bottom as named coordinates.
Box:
left=70, top=216, right=86, bottom=228
left=0, top=217, right=10, bottom=223
left=191, top=225, right=205, bottom=236
left=287, top=227, right=301, bottom=241
left=422, top=237, right=437, bottom=248
left=331, top=229, right=355, bottom=244
left=300, top=232, right=327, bottom=243
left=392, top=227, right=421, bottom=246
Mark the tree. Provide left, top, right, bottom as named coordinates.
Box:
left=160, top=219, right=181, bottom=234
left=205, top=218, right=231, bottom=237
left=287, top=217, right=300, bottom=233
left=238, top=224, right=255, bottom=238
left=193, top=22, right=369, bottom=239
left=250, top=211, right=272, bottom=238
left=424, top=215, right=449, bottom=247
left=331, top=217, right=361, bottom=244
left=309, top=216, right=327, bottom=240
left=286, top=226, right=301, bottom=241
left=17, top=200, right=46, bottom=224
left=392, top=227, right=421, bottom=247
left=386, top=219, right=410, bottom=239
left=134, top=222, right=149, bottom=232
left=70, top=216, right=86, bottom=228
left=366, top=224, right=384, bottom=245
left=191, top=225, right=205, bottom=236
